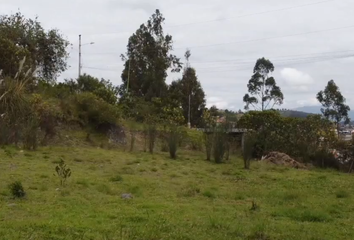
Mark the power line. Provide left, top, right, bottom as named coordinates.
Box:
left=195, top=52, right=354, bottom=70
left=81, top=24, right=354, bottom=55
left=201, top=54, right=354, bottom=73
left=83, top=0, right=337, bottom=36
left=82, top=66, right=119, bottom=72
left=191, top=50, right=354, bottom=64
left=80, top=50, right=354, bottom=73
left=167, top=0, right=337, bottom=28
left=175, top=25, right=354, bottom=50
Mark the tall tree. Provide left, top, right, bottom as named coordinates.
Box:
left=168, top=50, right=206, bottom=127
left=120, top=9, right=182, bottom=101
left=0, top=12, right=70, bottom=81
left=243, top=58, right=284, bottom=111
left=317, top=80, right=350, bottom=134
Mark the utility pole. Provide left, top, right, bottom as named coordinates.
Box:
left=78, top=34, right=82, bottom=78
left=188, top=94, right=191, bottom=128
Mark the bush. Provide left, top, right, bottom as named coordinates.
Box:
left=146, top=124, right=157, bottom=154
left=242, top=132, right=257, bottom=169
left=74, top=92, right=120, bottom=132
left=8, top=181, right=26, bottom=198
left=309, top=149, right=339, bottom=169
left=55, top=159, right=72, bottom=186
left=167, top=126, right=182, bottom=159
left=213, top=126, right=228, bottom=164
left=187, top=129, right=203, bottom=151
left=204, top=133, right=213, bottom=161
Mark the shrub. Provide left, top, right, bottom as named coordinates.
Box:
left=167, top=125, right=182, bottom=159
left=8, top=181, right=26, bottom=198
left=204, top=133, right=213, bottom=161
left=242, top=132, right=257, bottom=169
left=54, top=159, right=72, bottom=186
left=187, top=129, right=203, bottom=151
left=74, top=92, right=120, bottom=132
left=212, top=126, right=228, bottom=164
left=147, top=124, right=157, bottom=154
left=309, top=149, right=339, bottom=169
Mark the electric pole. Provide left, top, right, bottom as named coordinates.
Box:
left=78, top=34, right=81, bottom=78
left=188, top=94, right=191, bottom=128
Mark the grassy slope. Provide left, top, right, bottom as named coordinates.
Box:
left=0, top=147, right=354, bottom=240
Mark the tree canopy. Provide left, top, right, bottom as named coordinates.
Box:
left=168, top=50, right=206, bottom=127
left=243, top=58, right=284, bottom=111
left=120, top=9, right=182, bottom=101
left=317, top=80, right=350, bottom=126
left=0, top=12, right=70, bottom=82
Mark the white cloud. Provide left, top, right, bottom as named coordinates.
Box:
left=280, top=68, right=314, bottom=86
left=207, top=97, right=229, bottom=109
left=297, top=98, right=320, bottom=107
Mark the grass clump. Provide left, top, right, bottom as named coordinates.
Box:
left=335, top=190, right=349, bottom=199
left=202, top=190, right=216, bottom=199
left=54, top=159, right=72, bottom=186
left=110, top=175, right=123, bottom=182
left=8, top=181, right=26, bottom=198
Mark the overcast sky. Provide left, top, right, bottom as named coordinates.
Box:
left=2, top=0, right=354, bottom=110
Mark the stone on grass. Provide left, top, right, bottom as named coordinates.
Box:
left=121, top=193, right=133, bottom=199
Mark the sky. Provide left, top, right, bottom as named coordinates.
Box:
left=2, top=0, right=354, bottom=111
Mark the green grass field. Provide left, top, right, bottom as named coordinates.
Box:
left=1, top=146, right=354, bottom=239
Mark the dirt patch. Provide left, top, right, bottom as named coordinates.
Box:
left=262, top=152, right=307, bottom=169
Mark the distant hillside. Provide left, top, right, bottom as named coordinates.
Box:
left=277, top=109, right=314, bottom=118
left=295, top=106, right=354, bottom=120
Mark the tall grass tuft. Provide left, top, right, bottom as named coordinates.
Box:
left=147, top=124, right=157, bottom=154
left=167, top=125, right=181, bottom=159
left=212, top=125, right=228, bottom=164
left=204, top=132, right=213, bottom=161
left=242, top=132, right=257, bottom=169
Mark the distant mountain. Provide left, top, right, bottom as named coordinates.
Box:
left=277, top=109, right=313, bottom=118
left=294, top=106, right=354, bottom=120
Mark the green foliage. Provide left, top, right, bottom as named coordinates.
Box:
left=55, top=159, right=72, bottom=186
left=309, top=149, right=338, bottom=169
left=8, top=181, right=26, bottom=198
left=336, top=190, right=349, bottom=199
left=317, top=80, right=350, bottom=132
left=120, top=9, right=182, bottom=101
left=74, top=92, right=120, bottom=131
left=0, top=11, right=69, bottom=81
left=168, top=51, right=206, bottom=127
left=110, top=175, right=123, bottom=182
left=0, top=57, right=41, bottom=148
left=213, top=125, right=228, bottom=164
left=146, top=124, right=157, bottom=154
left=238, top=110, right=336, bottom=163
left=166, top=125, right=183, bottom=159
left=243, top=58, right=284, bottom=111
left=186, top=129, right=203, bottom=151
left=70, top=74, right=119, bottom=105
left=204, top=133, right=213, bottom=161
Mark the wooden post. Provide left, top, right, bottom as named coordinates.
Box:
left=241, top=132, right=245, bottom=153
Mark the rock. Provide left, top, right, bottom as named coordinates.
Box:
left=121, top=193, right=133, bottom=199
left=262, top=151, right=307, bottom=169
left=55, top=188, right=60, bottom=191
